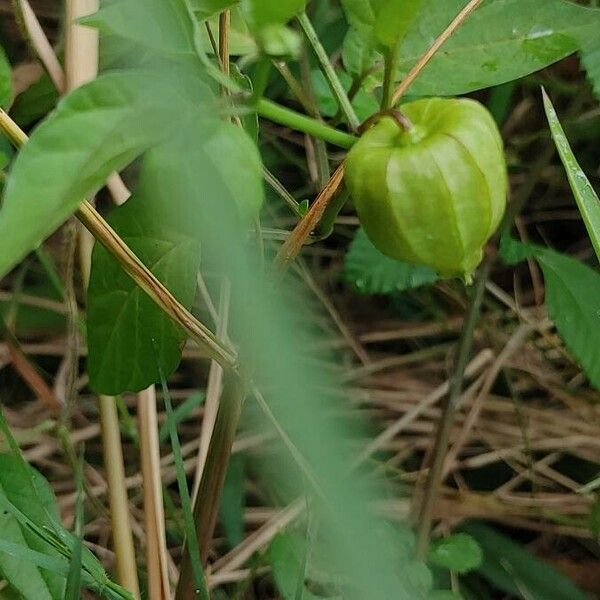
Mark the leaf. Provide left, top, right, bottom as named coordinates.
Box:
left=543, top=88, right=600, bottom=264
left=10, top=71, right=59, bottom=128
left=0, top=455, right=64, bottom=599
left=0, top=69, right=212, bottom=280
left=311, top=70, right=379, bottom=122
left=269, top=533, right=327, bottom=600
left=341, top=0, right=423, bottom=55
left=581, top=39, right=600, bottom=100
left=84, top=0, right=199, bottom=59
left=219, top=455, right=245, bottom=549
left=394, top=0, right=600, bottom=97
left=344, top=228, right=438, bottom=295
left=428, top=533, right=483, bottom=574
left=500, top=238, right=600, bottom=391
left=158, top=393, right=205, bottom=443
left=0, top=46, right=12, bottom=109
left=87, top=120, right=263, bottom=394
left=191, top=0, right=238, bottom=20
left=342, top=27, right=380, bottom=78
left=461, top=522, right=590, bottom=600
left=86, top=189, right=202, bottom=394
left=241, top=0, right=305, bottom=27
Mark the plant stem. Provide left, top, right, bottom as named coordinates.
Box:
left=273, top=163, right=346, bottom=270
left=391, top=0, right=484, bottom=105
left=381, top=47, right=398, bottom=112
left=256, top=99, right=357, bottom=149
left=175, top=374, right=246, bottom=600
left=415, top=259, right=491, bottom=559
left=98, top=394, right=140, bottom=596
left=297, top=12, right=360, bottom=132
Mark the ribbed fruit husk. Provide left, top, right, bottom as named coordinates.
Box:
left=345, top=97, right=508, bottom=280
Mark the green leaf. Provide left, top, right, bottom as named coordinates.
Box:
left=86, top=190, right=201, bottom=394
left=158, top=393, right=205, bottom=443
left=501, top=238, right=600, bottom=391
left=374, top=0, right=424, bottom=52
left=428, top=533, right=483, bottom=575
left=84, top=0, right=199, bottom=59
left=341, top=0, right=423, bottom=56
left=269, top=533, right=325, bottom=600
left=394, top=0, right=600, bottom=97
left=0, top=455, right=64, bottom=599
left=311, top=70, right=378, bottom=122
left=219, top=455, right=245, bottom=549
left=581, top=39, right=600, bottom=100
left=543, top=88, right=600, bottom=264
left=87, top=120, right=263, bottom=394
left=241, top=0, right=305, bottom=27
left=0, top=69, right=212, bottom=280
left=461, top=522, right=590, bottom=600
left=344, top=228, right=438, bottom=295
left=0, top=46, right=12, bottom=109
left=192, top=0, right=238, bottom=20
left=10, top=71, right=59, bottom=128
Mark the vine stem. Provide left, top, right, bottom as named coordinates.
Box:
left=297, top=12, right=360, bottom=131
left=0, top=110, right=238, bottom=373
left=414, top=258, right=491, bottom=559
left=391, top=0, right=484, bottom=105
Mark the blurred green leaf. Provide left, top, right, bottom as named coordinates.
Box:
left=192, top=0, right=237, bottom=20
left=344, top=228, right=438, bottom=295
left=543, top=88, right=600, bottom=265
left=84, top=0, right=199, bottom=59
left=0, top=455, right=64, bottom=599
left=0, top=70, right=211, bottom=280
left=461, top=522, right=590, bottom=600
left=241, top=0, right=305, bottom=27
left=581, top=39, right=600, bottom=100
left=342, top=27, right=380, bottom=78
left=428, top=534, right=483, bottom=575
left=501, top=237, right=600, bottom=391
left=394, top=0, right=600, bottom=97
left=427, top=591, right=464, bottom=600
left=219, top=455, right=245, bottom=549
left=0, top=47, right=12, bottom=109
left=269, top=533, right=330, bottom=600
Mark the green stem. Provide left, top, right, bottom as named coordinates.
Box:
left=256, top=98, right=357, bottom=149
left=297, top=12, right=360, bottom=131
left=381, top=47, right=399, bottom=112
left=415, top=259, right=491, bottom=559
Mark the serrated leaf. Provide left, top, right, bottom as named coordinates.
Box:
left=394, top=0, right=600, bottom=97
left=0, top=455, right=64, bottom=599
left=344, top=228, right=438, bottom=295
left=87, top=120, right=263, bottom=394
left=0, top=69, right=212, bottom=280
left=461, top=522, right=590, bottom=600
left=0, top=46, right=12, bottom=109
left=500, top=238, right=600, bottom=391
left=428, top=533, right=483, bottom=574
left=543, top=88, right=600, bottom=264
